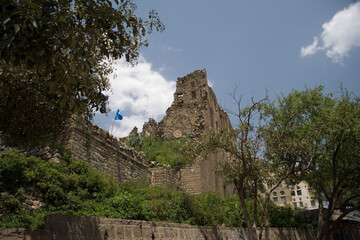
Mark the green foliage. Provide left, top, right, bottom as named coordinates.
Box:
left=136, top=137, right=191, bottom=168
left=262, top=87, right=360, bottom=239
left=0, top=209, right=49, bottom=229
left=127, top=131, right=143, bottom=148
left=268, top=202, right=298, bottom=227
left=0, top=150, right=117, bottom=227
left=223, top=197, right=246, bottom=227
left=0, top=0, right=164, bottom=145
left=191, top=192, right=226, bottom=226
left=0, top=67, right=72, bottom=146
left=0, top=150, right=309, bottom=229
left=1, top=192, right=22, bottom=211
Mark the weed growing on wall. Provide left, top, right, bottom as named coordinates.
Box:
left=134, top=137, right=191, bottom=168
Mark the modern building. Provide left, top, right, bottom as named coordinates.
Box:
left=270, top=181, right=319, bottom=210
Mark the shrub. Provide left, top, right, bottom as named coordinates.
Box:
left=0, top=150, right=311, bottom=229
left=136, top=137, right=191, bottom=168
left=191, top=192, right=226, bottom=226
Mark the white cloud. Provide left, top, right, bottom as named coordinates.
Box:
left=208, top=80, right=215, bottom=88
left=300, top=37, right=320, bottom=57
left=104, top=56, right=175, bottom=137
left=162, top=45, right=183, bottom=52
left=300, top=2, right=360, bottom=63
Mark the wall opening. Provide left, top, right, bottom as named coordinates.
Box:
left=192, top=91, right=196, bottom=100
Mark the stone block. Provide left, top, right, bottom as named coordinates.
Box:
left=132, top=225, right=142, bottom=238
left=141, top=226, right=153, bottom=239
left=124, top=225, right=132, bottom=239
left=115, top=226, right=125, bottom=239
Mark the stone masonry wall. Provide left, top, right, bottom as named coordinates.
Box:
left=58, top=118, right=150, bottom=183
left=148, top=69, right=234, bottom=196
left=45, top=69, right=234, bottom=196
left=0, top=214, right=318, bottom=240
left=149, top=167, right=180, bottom=188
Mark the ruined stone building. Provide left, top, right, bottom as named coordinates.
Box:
left=141, top=69, right=234, bottom=196
left=54, top=69, right=234, bottom=197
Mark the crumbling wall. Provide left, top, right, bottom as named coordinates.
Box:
left=141, top=118, right=158, bottom=138
left=149, top=167, right=180, bottom=189
left=59, top=118, right=150, bottom=183
left=142, top=69, right=234, bottom=196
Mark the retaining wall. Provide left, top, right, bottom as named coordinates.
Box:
left=0, top=214, right=317, bottom=240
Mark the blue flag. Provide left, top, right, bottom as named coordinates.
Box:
left=115, top=109, right=123, bottom=120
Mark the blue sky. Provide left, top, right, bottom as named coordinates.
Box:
left=94, top=0, right=360, bottom=137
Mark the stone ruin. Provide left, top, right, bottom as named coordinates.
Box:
left=140, top=69, right=234, bottom=196
left=140, top=69, right=232, bottom=140
left=0, top=69, right=235, bottom=197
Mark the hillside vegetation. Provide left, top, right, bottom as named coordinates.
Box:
left=0, top=150, right=309, bottom=229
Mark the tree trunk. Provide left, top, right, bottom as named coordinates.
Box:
left=238, top=185, right=258, bottom=240
left=253, top=180, right=258, bottom=228
left=316, top=205, right=325, bottom=240
left=264, top=197, right=270, bottom=240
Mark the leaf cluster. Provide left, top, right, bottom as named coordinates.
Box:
left=0, top=0, right=164, bottom=145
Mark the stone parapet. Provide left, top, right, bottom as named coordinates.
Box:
left=0, top=214, right=318, bottom=240
left=58, top=117, right=150, bottom=183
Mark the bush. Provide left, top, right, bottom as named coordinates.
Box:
left=224, top=197, right=246, bottom=227
left=0, top=150, right=310, bottom=229
left=136, top=137, right=191, bottom=168
left=191, top=192, right=226, bottom=226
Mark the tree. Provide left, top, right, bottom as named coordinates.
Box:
left=0, top=0, right=164, bottom=145
left=262, top=87, right=360, bottom=240
left=183, top=89, right=283, bottom=240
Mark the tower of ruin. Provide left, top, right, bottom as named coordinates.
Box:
left=157, top=69, right=232, bottom=140
left=142, top=69, right=234, bottom=196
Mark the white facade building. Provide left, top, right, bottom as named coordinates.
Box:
left=270, top=181, right=319, bottom=210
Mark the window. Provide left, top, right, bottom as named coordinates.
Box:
left=297, top=190, right=302, bottom=195
left=294, top=202, right=297, bottom=208
left=281, top=196, right=286, bottom=203
left=273, top=192, right=277, bottom=196
left=297, top=186, right=300, bottom=189
left=280, top=191, right=285, bottom=195
left=293, top=198, right=296, bottom=202
left=202, top=91, right=208, bottom=100
left=273, top=197, right=278, bottom=203
left=308, top=188, right=312, bottom=193
left=192, top=91, right=197, bottom=99
left=291, top=191, right=295, bottom=196
left=299, top=202, right=304, bottom=207
left=311, top=201, right=316, bottom=207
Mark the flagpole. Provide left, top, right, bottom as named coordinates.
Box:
left=111, top=109, right=122, bottom=135
left=111, top=119, right=115, bottom=135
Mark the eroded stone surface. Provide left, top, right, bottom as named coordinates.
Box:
left=141, top=69, right=234, bottom=196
